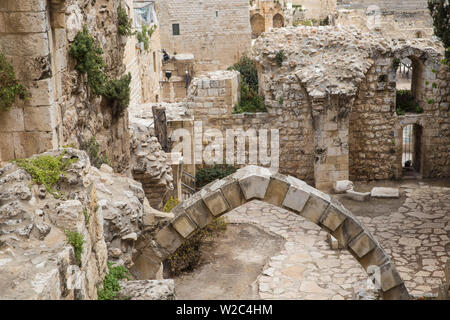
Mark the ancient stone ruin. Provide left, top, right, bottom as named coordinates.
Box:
left=0, top=0, right=448, bottom=301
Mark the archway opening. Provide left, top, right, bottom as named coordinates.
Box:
left=251, top=14, right=265, bottom=39
left=273, top=13, right=284, bottom=28
left=395, top=56, right=424, bottom=115
left=401, top=124, right=423, bottom=178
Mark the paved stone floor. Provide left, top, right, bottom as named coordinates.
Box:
left=225, top=184, right=450, bottom=299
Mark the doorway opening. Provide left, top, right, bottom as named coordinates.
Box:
left=395, top=56, right=424, bottom=115
left=402, top=124, right=422, bottom=178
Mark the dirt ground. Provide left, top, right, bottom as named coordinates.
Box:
left=173, top=224, right=284, bottom=300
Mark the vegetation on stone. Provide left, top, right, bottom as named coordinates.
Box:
left=65, top=230, right=84, bottom=266
left=428, top=0, right=449, bottom=58
left=228, top=56, right=267, bottom=113
left=195, top=164, right=237, bottom=188
left=97, top=262, right=130, bottom=300
left=396, top=90, right=423, bottom=115
left=163, top=196, right=180, bottom=212
left=167, top=217, right=227, bottom=276
left=275, top=50, right=286, bottom=67
left=80, top=137, right=111, bottom=169
left=69, top=26, right=131, bottom=115
left=0, top=52, right=29, bottom=111
left=15, top=151, right=77, bottom=195
left=118, top=6, right=134, bottom=36
left=136, top=25, right=157, bottom=51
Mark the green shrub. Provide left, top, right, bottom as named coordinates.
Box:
left=167, top=217, right=227, bottom=276
left=118, top=6, right=133, bottom=36
left=15, top=151, right=77, bottom=196
left=80, top=137, right=111, bottom=169
left=396, top=90, right=423, bottom=115
left=83, top=208, right=90, bottom=226
left=65, top=230, right=84, bottom=266
left=228, top=56, right=267, bottom=114
left=195, top=164, right=237, bottom=188
left=164, top=197, right=180, bottom=213
left=136, top=25, right=157, bottom=51
left=98, top=262, right=130, bottom=300
left=0, top=52, right=29, bottom=111
left=275, top=50, right=286, bottom=67
left=69, top=26, right=131, bottom=114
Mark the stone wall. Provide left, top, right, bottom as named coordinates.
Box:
left=0, top=0, right=131, bottom=173
left=336, top=0, right=434, bottom=39
left=156, top=0, right=251, bottom=74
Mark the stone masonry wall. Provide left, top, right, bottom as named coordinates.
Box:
left=156, top=0, right=251, bottom=74
left=0, top=0, right=131, bottom=173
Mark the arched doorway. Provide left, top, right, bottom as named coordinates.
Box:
left=273, top=13, right=284, bottom=28
left=144, top=166, right=410, bottom=300
left=395, top=56, right=425, bottom=114
left=251, top=14, right=265, bottom=38
left=401, top=123, right=423, bottom=178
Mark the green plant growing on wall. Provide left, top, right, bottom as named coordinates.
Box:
left=228, top=56, right=267, bottom=113
left=136, top=25, right=157, bottom=51
left=275, top=50, right=286, bottom=67
left=69, top=26, right=132, bottom=116
left=97, top=262, right=130, bottom=300
left=195, top=164, right=237, bottom=188
left=118, top=5, right=134, bottom=36
left=15, top=151, right=77, bottom=196
left=80, top=137, right=111, bottom=169
left=65, top=230, right=84, bottom=266
left=83, top=208, right=90, bottom=226
left=396, top=89, right=423, bottom=115
left=164, top=196, right=180, bottom=213
left=0, top=52, right=29, bottom=111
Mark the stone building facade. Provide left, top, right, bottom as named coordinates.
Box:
left=335, top=0, right=434, bottom=39
left=0, top=0, right=132, bottom=172
left=156, top=0, right=251, bottom=74
left=157, top=26, right=449, bottom=190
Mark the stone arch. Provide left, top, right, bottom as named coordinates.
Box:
left=273, top=13, right=284, bottom=28
left=150, top=166, right=410, bottom=300
left=251, top=14, right=265, bottom=38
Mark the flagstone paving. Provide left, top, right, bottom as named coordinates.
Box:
left=225, top=184, right=450, bottom=299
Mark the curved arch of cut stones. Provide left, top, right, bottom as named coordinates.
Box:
left=151, top=166, right=410, bottom=300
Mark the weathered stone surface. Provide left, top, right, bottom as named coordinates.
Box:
left=319, top=204, right=348, bottom=232
left=371, top=187, right=400, bottom=199
left=171, top=214, right=197, bottom=238
left=282, top=184, right=310, bottom=213
left=117, top=280, right=175, bottom=300
left=345, top=189, right=371, bottom=202
left=220, top=179, right=245, bottom=209
left=202, top=190, right=230, bottom=217
left=300, top=190, right=330, bottom=224
left=333, top=180, right=354, bottom=194
left=264, top=175, right=290, bottom=206
left=239, top=175, right=270, bottom=200
left=155, top=226, right=183, bottom=254
left=348, top=232, right=377, bottom=258
left=331, top=217, right=364, bottom=248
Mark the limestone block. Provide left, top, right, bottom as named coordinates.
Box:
left=0, top=108, right=24, bottom=132
left=117, top=280, right=175, bottom=300
left=0, top=133, right=14, bottom=161
left=13, top=131, right=53, bottom=159
left=7, top=0, right=46, bottom=12
left=171, top=213, right=197, bottom=238
left=282, top=184, right=310, bottom=213
left=66, top=5, right=83, bottom=41
left=379, top=262, right=404, bottom=292
left=0, top=33, right=49, bottom=57
left=26, top=79, right=53, bottom=106
left=300, top=188, right=330, bottom=224
left=345, top=189, right=370, bottom=202
left=445, top=259, right=450, bottom=286
left=319, top=204, right=348, bottom=232
left=238, top=175, right=270, bottom=200
left=155, top=226, right=183, bottom=254
left=24, top=106, right=52, bottom=131
left=180, top=196, right=214, bottom=228
left=264, top=175, right=290, bottom=206
left=358, top=246, right=389, bottom=271
left=331, top=217, right=364, bottom=248
left=48, top=200, right=83, bottom=232
left=220, top=178, right=245, bottom=209
left=130, top=248, right=163, bottom=280
left=202, top=189, right=230, bottom=217
left=333, top=180, right=354, bottom=193
left=5, top=12, right=47, bottom=33
left=370, top=187, right=399, bottom=198
left=348, top=232, right=377, bottom=258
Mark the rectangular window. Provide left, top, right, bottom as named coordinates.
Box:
left=172, top=24, right=180, bottom=35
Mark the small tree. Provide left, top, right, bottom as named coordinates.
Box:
left=428, top=0, right=450, bottom=59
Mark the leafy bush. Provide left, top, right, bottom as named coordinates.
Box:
left=228, top=56, right=267, bottom=113
left=118, top=6, right=133, bottom=36
left=65, top=230, right=84, bottom=266
left=195, top=164, right=237, bottom=188
left=0, top=52, right=29, bottom=111
left=164, top=197, right=180, bottom=213
left=15, top=151, right=77, bottom=195
left=136, top=25, right=157, bottom=51
left=396, top=90, right=423, bottom=115
left=69, top=26, right=131, bottom=114
left=98, top=262, right=130, bottom=300
left=167, top=217, right=227, bottom=276
left=80, top=137, right=111, bottom=169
